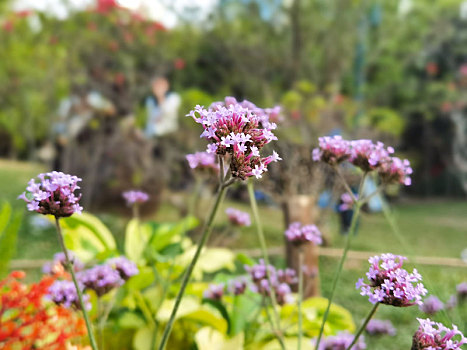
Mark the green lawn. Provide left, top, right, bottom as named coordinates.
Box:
left=1, top=159, right=466, bottom=349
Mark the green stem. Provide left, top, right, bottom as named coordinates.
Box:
left=297, top=248, right=304, bottom=350
left=247, top=180, right=286, bottom=350
left=97, top=298, right=104, bottom=350
left=54, top=217, right=99, bottom=350
left=345, top=303, right=379, bottom=350
left=314, top=201, right=362, bottom=348
left=157, top=184, right=228, bottom=350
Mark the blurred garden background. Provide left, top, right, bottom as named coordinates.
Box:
left=1, top=0, right=467, bottom=349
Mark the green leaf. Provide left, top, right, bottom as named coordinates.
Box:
left=195, top=327, right=244, bottom=350
left=133, top=326, right=154, bottom=350
left=202, top=299, right=231, bottom=333
left=0, top=203, right=21, bottom=277
left=125, top=219, right=151, bottom=263
left=230, top=294, right=260, bottom=336
left=149, top=216, right=199, bottom=252
left=118, top=311, right=147, bottom=329
left=235, top=253, right=256, bottom=267
left=59, top=212, right=116, bottom=262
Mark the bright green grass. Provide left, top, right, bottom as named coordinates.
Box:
left=1, top=159, right=466, bottom=348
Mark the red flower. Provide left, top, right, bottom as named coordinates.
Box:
left=426, top=62, right=438, bottom=76
left=174, top=58, right=186, bottom=70
left=0, top=272, right=86, bottom=349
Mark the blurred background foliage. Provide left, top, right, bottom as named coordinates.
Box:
left=2, top=0, right=467, bottom=195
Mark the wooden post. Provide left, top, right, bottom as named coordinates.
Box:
left=283, top=195, right=320, bottom=298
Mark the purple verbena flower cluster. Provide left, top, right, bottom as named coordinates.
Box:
left=187, top=97, right=281, bottom=180
left=365, top=319, right=397, bottom=336
left=284, top=222, right=322, bottom=245
left=186, top=151, right=220, bottom=173
left=122, top=190, right=149, bottom=206
left=356, top=253, right=427, bottom=307
left=457, top=282, right=467, bottom=302
left=106, top=256, right=139, bottom=281
left=43, top=251, right=84, bottom=275
left=412, top=318, right=466, bottom=350
left=19, top=171, right=83, bottom=217
left=225, top=208, right=251, bottom=227
left=78, top=264, right=124, bottom=297
left=228, top=278, right=248, bottom=296
left=77, top=256, right=138, bottom=297
left=419, top=295, right=444, bottom=315
left=316, top=331, right=366, bottom=350
left=312, top=137, right=412, bottom=186
left=339, top=193, right=358, bottom=212
left=203, top=283, right=225, bottom=301
left=48, top=280, right=90, bottom=311
left=244, top=260, right=296, bottom=305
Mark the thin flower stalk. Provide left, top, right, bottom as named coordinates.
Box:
left=55, top=218, right=99, bottom=350
left=157, top=181, right=228, bottom=350
left=297, top=248, right=304, bottom=350
left=346, top=303, right=380, bottom=350
left=247, top=180, right=286, bottom=350
left=314, top=176, right=365, bottom=348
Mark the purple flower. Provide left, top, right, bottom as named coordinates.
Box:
left=378, top=156, right=413, bottom=186
left=48, top=280, right=90, bottom=311
left=244, top=260, right=295, bottom=305
left=228, top=278, right=247, bottom=296
left=42, top=251, right=84, bottom=275
left=19, top=171, right=82, bottom=217
left=284, top=222, right=322, bottom=245
left=187, top=97, right=280, bottom=180
left=203, top=283, right=225, bottom=301
left=446, top=295, right=458, bottom=310
left=312, top=136, right=350, bottom=165
left=186, top=151, right=220, bottom=173
left=356, top=253, right=427, bottom=307
left=312, top=138, right=413, bottom=186
left=315, top=331, right=366, bottom=350
left=339, top=193, right=357, bottom=212
left=365, top=319, right=396, bottom=336
left=419, top=295, right=444, bottom=315
left=78, top=264, right=124, bottom=297
left=412, top=318, right=466, bottom=349
left=349, top=140, right=394, bottom=172
left=225, top=208, right=251, bottom=227
left=122, top=190, right=149, bottom=206
left=106, top=256, right=139, bottom=281
left=457, top=282, right=467, bottom=302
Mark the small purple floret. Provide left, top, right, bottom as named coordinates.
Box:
left=225, top=208, right=251, bottom=227
left=284, top=222, right=322, bottom=245
left=122, top=190, right=149, bottom=206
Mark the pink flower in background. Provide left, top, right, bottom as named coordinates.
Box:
left=378, top=156, right=412, bottom=186
left=122, top=190, right=149, bottom=206
left=186, top=151, right=219, bottom=173
left=203, top=283, right=225, bottom=301
left=284, top=222, right=322, bottom=245
left=19, top=171, right=83, bottom=218
left=419, top=295, right=444, bottom=315
left=339, top=193, right=358, bottom=211
left=174, top=58, right=186, bottom=70
left=412, top=318, right=466, bottom=349
left=312, top=135, right=350, bottom=165
left=225, top=208, right=251, bottom=227
left=356, top=253, right=427, bottom=307
left=315, top=331, right=366, bottom=350
left=365, top=319, right=396, bottom=336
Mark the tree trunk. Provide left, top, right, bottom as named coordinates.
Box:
left=283, top=195, right=320, bottom=298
